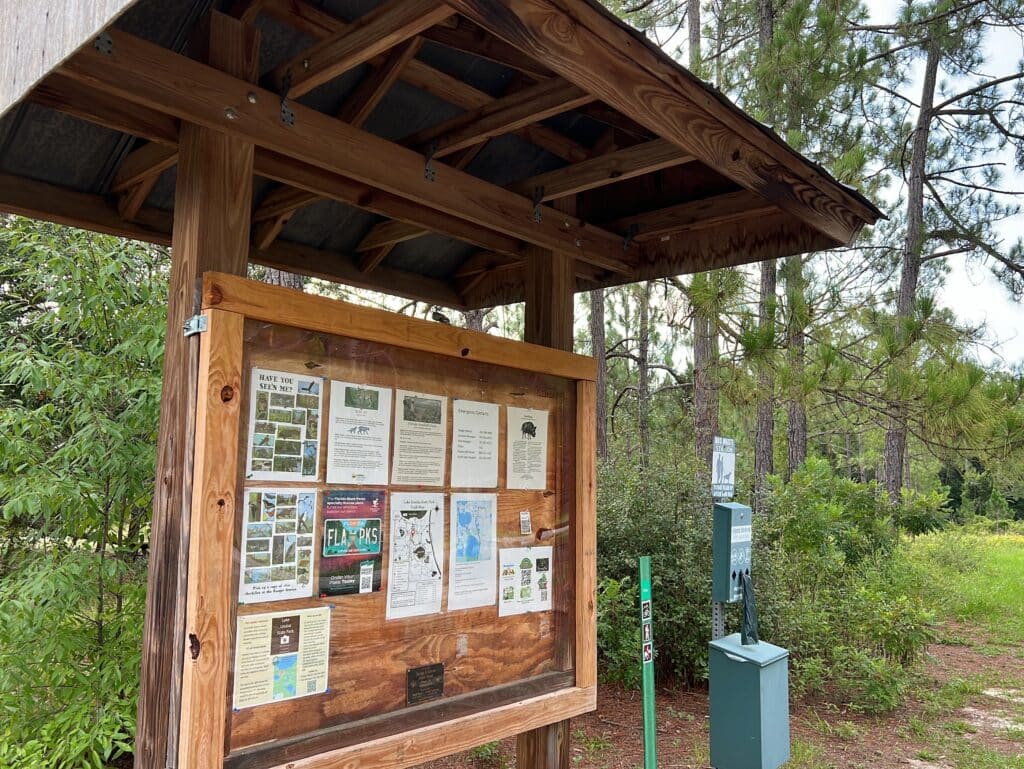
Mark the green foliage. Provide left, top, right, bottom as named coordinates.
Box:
left=596, top=576, right=641, bottom=688
left=0, top=218, right=166, bottom=766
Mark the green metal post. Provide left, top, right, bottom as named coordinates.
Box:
left=639, top=555, right=656, bottom=769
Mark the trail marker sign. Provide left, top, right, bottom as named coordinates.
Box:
left=711, top=436, right=736, bottom=499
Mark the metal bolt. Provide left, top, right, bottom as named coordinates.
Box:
left=303, top=58, right=311, bottom=70
left=574, top=239, right=583, bottom=248
left=247, top=92, right=258, bottom=104
left=224, top=107, right=239, bottom=120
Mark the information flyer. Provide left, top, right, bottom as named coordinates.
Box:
left=326, top=381, right=392, bottom=485
left=450, top=400, right=499, bottom=488
left=246, top=368, right=322, bottom=482
left=239, top=489, right=317, bottom=604
left=386, top=492, right=445, bottom=619
left=498, top=546, right=553, bottom=616
left=319, top=489, right=385, bottom=597
left=447, top=493, right=498, bottom=610
left=392, top=390, right=447, bottom=486
left=233, top=606, right=330, bottom=710
left=506, top=407, right=549, bottom=490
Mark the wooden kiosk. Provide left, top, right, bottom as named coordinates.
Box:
left=0, top=2, right=880, bottom=769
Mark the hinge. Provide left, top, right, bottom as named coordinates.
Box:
left=623, top=223, right=639, bottom=251
left=424, top=142, right=437, bottom=182
left=279, top=72, right=295, bottom=127
left=531, top=186, right=544, bottom=223
left=94, top=32, right=114, bottom=55
left=183, top=315, right=208, bottom=337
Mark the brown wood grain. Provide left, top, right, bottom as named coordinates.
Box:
left=177, top=310, right=246, bottom=769
left=201, top=272, right=597, bottom=381
left=446, top=0, right=877, bottom=245
left=136, top=15, right=258, bottom=769
left=574, top=380, right=597, bottom=689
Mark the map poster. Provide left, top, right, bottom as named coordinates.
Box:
left=506, top=407, right=549, bottom=490
left=239, top=489, right=317, bottom=604
left=450, top=400, right=499, bottom=488
left=233, top=606, right=330, bottom=710
left=319, top=490, right=385, bottom=597
left=246, top=368, right=323, bottom=482
left=386, top=492, right=445, bottom=619
left=447, top=493, right=498, bottom=611
left=392, top=390, right=448, bottom=486
left=498, top=546, right=554, bottom=617
left=326, top=381, right=392, bottom=485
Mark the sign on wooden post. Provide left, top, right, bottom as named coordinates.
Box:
left=170, top=273, right=598, bottom=769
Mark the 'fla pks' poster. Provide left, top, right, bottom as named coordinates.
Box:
left=319, top=490, right=385, bottom=597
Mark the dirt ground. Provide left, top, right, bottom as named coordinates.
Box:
left=423, top=627, right=1024, bottom=769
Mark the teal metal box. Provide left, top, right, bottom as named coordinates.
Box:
left=712, top=502, right=751, bottom=603
left=708, top=634, right=790, bottom=769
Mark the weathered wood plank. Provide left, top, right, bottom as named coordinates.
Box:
left=201, top=271, right=597, bottom=380
left=336, top=37, right=423, bottom=126
left=269, top=0, right=454, bottom=98
left=447, top=0, right=877, bottom=244
left=58, top=30, right=636, bottom=272
left=136, top=15, right=258, bottom=769
left=509, top=138, right=695, bottom=201
left=603, top=189, right=775, bottom=240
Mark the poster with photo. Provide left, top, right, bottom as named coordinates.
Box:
left=239, top=489, right=317, bottom=603
left=233, top=607, right=329, bottom=709
left=326, top=381, right=392, bottom=485
left=498, top=546, right=553, bottom=616
left=392, top=390, right=447, bottom=486
left=246, top=368, right=323, bottom=481
left=319, top=489, right=385, bottom=597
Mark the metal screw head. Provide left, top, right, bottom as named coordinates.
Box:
left=224, top=107, right=239, bottom=120
left=303, top=58, right=311, bottom=70
left=574, top=238, right=583, bottom=248
left=247, top=92, right=257, bottom=104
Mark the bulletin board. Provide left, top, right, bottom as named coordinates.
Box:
left=176, top=273, right=597, bottom=769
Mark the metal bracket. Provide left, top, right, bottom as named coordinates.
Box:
left=279, top=72, right=295, bottom=127
left=183, top=315, right=208, bottom=337
left=624, top=223, right=639, bottom=251
left=94, top=32, right=114, bottom=55
left=424, top=142, right=437, bottom=182
left=711, top=601, right=726, bottom=641
left=531, top=186, right=544, bottom=223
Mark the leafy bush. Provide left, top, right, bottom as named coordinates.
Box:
left=896, top=488, right=951, bottom=534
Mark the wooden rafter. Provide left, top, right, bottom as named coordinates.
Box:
left=268, top=0, right=454, bottom=98
left=603, top=190, right=775, bottom=241
left=403, top=77, right=594, bottom=158
left=448, top=0, right=877, bottom=244
left=508, top=138, right=694, bottom=201
left=419, top=18, right=551, bottom=79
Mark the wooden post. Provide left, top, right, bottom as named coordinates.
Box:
left=520, top=238, right=575, bottom=769
left=135, top=13, right=259, bottom=769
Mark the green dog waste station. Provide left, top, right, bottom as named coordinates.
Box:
left=709, top=634, right=790, bottom=769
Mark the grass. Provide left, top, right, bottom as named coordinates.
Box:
left=906, top=531, right=1024, bottom=644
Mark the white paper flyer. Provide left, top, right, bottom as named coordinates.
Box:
left=246, top=368, right=323, bottom=481
left=447, top=493, right=498, bottom=611
left=450, top=400, right=499, bottom=488
left=386, top=492, right=445, bottom=619
left=239, top=489, right=317, bottom=604
left=326, top=381, right=392, bottom=485
left=232, top=606, right=330, bottom=709
left=392, top=390, right=448, bottom=486
left=498, top=546, right=553, bottom=616
left=506, top=407, right=549, bottom=490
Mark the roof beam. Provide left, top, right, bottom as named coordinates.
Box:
left=259, top=0, right=588, bottom=163
left=508, top=138, right=694, bottom=201
left=111, top=141, right=177, bottom=192
left=447, top=0, right=876, bottom=244
left=419, top=18, right=551, bottom=79
left=269, top=0, right=455, bottom=98
left=603, top=190, right=775, bottom=241
left=337, top=37, right=422, bottom=125
left=356, top=220, right=428, bottom=251
left=403, top=77, right=594, bottom=158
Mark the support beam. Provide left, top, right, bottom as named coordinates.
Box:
left=603, top=189, right=775, bottom=241
left=337, top=37, right=422, bottom=125
left=420, top=18, right=552, bottom=79
left=136, top=13, right=259, bottom=769
left=112, top=141, right=177, bottom=192
left=447, top=0, right=876, bottom=244
left=356, top=219, right=427, bottom=251
left=117, top=175, right=161, bottom=221
left=58, top=30, right=636, bottom=273
left=269, top=0, right=454, bottom=98
left=509, top=138, right=694, bottom=201
left=403, top=77, right=594, bottom=158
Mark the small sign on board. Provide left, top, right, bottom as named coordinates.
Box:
left=711, top=436, right=736, bottom=499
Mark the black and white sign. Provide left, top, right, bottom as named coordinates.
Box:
left=711, top=436, right=736, bottom=499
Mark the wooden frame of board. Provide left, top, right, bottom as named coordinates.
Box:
left=177, top=272, right=597, bottom=769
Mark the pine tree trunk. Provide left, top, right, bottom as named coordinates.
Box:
left=461, top=308, right=486, bottom=331
left=589, top=288, right=609, bottom=458
left=884, top=39, right=940, bottom=501
left=263, top=267, right=305, bottom=290
left=693, top=307, right=718, bottom=468
left=784, top=255, right=807, bottom=479
left=754, top=258, right=776, bottom=506
left=637, top=282, right=652, bottom=472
